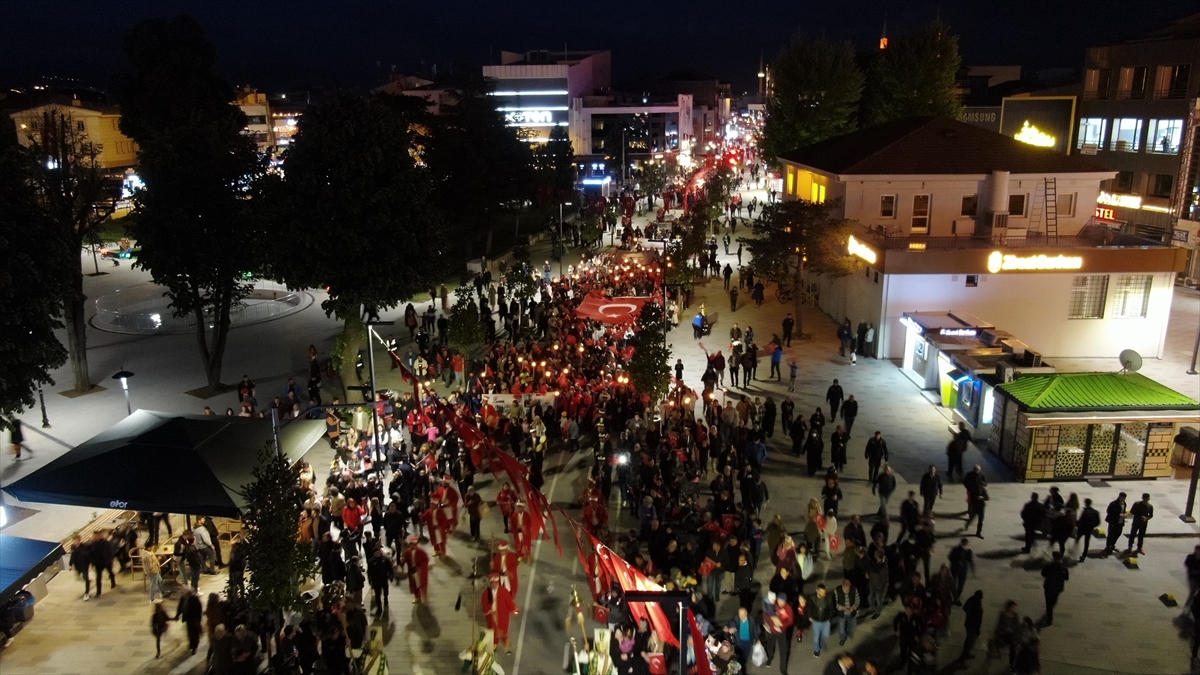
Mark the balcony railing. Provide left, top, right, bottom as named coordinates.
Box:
left=857, top=225, right=1170, bottom=251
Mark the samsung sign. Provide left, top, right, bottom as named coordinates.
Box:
left=960, top=107, right=1001, bottom=133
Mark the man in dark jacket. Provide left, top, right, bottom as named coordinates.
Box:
left=1020, top=493, right=1047, bottom=554
left=1127, top=493, right=1154, bottom=555
left=960, top=589, right=984, bottom=660
left=806, top=584, right=837, bottom=657
left=88, top=532, right=117, bottom=596
left=1040, top=551, right=1069, bottom=626
left=963, top=465, right=988, bottom=538
left=367, top=547, right=394, bottom=614
left=918, top=466, right=943, bottom=514
left=825, top=380, right=844, bottom=419
left=864, top=432, right=888, bottom=483
left=1103, top=492, right=1128, bottom=554
left=1076, top=498, right=1102, bottom=562
left=840, top=396, right=858, bottom=436
left=175, top=587, right=204, bottom=654
left=898, top=491, right=920, bottom=542
left=782, top=314, right=795, bottom=347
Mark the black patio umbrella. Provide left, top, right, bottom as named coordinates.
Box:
left=4, top=410, right=326, bottom=517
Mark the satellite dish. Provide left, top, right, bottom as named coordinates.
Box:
left=1119, top=349, right=1143, bottom=374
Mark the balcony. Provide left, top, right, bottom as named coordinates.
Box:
left=1153, top=86, right=1188, bottom=100
left=856, top=224, right=1169, bottom=251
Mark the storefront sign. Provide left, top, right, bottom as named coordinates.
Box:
left=939, top=328, right=977, bottom=337
left=847, top=235, right=878, bottom=264
left=1173, top=229, right=1190, bottom=244
left=1097, top=191, right=1142, bottom=209
left=1012, top=121, right=1056, bottom=148
left=504, top=110, right=555, bottom=125
left=987, top=250, right=1084, bottom=273
left=1094, top=206, right=1116, bottom=220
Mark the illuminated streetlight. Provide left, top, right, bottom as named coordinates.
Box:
left=112, top=369, right=135, bottom=416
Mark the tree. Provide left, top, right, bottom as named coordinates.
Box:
left=639, top=160, right=675, bottom=211
left=23, top=106, right=118, bottom=393
left=533, top=125, right=577, bottom=204
left=744, top=199, right=859, bottom=338
left=233, top=446, right=317, bottom=637
left=0, top=132, right=71, bottom=422
left=424, top=75, right=534, bottom=258
left=862, top=19, right=964, bottom=126
left=761, top=34, right=864, bottom=163
left=446, top=287, right=486, bottom=353
left=272, top=91, right=449, bottom=399
left=627, top=302, right=672, bottom=404
left=111, top=16, right=265, bottom=391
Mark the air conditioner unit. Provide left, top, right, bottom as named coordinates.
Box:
left=1025, top=349, right=1043, bottom=368
left=996, top=363, right=1015, bottom=383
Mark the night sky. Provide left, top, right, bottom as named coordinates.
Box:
left=2, top=1, right=1197, bottom=95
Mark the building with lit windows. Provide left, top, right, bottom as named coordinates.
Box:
left=483, top=50, right=611, bottom=144
left=776, top=116, right=1187, bottom=364
left=1077, top=13, right=1200, bottom=282
left=10, top=100, right=137, bottom=170
left=235, top=88, right=275, bottom=152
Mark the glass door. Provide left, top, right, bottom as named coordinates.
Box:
left=1085, top=423, right=1118, bottom=476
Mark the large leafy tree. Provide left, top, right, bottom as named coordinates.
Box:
left=627, top=302, right=672, bottom=404
left=0, top=132, right=71, bottom=422
left=22, top=107, right=118, bottom=393
left=272, top=91, right=449, bottom=399
left=744, top=199, right=858, bottom=338
left=424, top=75, right=534, bottom=258
left=862, top=19, right=964, bottom=125
left=761, top=34, right=864, bottom=163
left=532, top=125, right=577, bottom=205
left=111, top=16, right=265, bottom=391
left=233, top=447, right=317, bottom=633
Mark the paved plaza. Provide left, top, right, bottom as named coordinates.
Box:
left=2, top=178, right=1199, bottom=675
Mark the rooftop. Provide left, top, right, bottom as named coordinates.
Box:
left=998, top=372, right=1200, bottom=413
left=1129, top=12, right=1200, bottom=42
left=857, top=225, right=1170, bottom=251
left=777, top=116, right=1113, bottom=176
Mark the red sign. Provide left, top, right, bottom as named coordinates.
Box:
left=1095, top=206, right=1116, bottom=220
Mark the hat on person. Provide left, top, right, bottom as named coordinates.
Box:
left=497, top=541, right=509, bottom=550
left=406, top=535, right=420, bottom=544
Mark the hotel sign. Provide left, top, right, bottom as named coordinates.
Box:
left=504, top=110, right=556, bottom=125
left=847, top=235, right=878, bottom=264
left=1094, top=206, right=1116, bottom=220
left=1097, top=191, right=1142, bottom=209
left=987, top=250, right=1083, bottom=273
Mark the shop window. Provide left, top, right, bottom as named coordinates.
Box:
left=1114, top=171, right=1135, bottom=193
left=1111, top=118, right=1143, bottom=152
left=965, top=275, right=979, bottom=287
left=1115, top=422, right=1148, bottom=476
left=911, top=194, right=930, bottom=233
left=1008, top=194, right=1026, bottom=217
left=1076, top=118, right=1107, bottom=151
left=1150, top=173, right=1174, bottom=198
left=1111, top=274, right=1152, bottom=318
left=1154, top=64, right=1191, bottom=99
left=1147, top=119, right=1184, bottom=154
left=1068, top=274, right=1109, bottom=319
left=960, top=195, right=978, bottom=217
left=880, top=194, right=896, bottom=218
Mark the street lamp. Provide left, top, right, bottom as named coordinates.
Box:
left=559, top=201, right=574, bottom=278
left=112, top=369, right=135, bottom=416
left=365, top=318, right=395, bottom=450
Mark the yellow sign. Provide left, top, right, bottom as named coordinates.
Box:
left=1097, top=191, right=1142, bottom=209
left=847, top=235, right=878, bottom=264
left=987, top=250, right=1083, bottom=273
left=1012, top=121, right=1056, bottom=148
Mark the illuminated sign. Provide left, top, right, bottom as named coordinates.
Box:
left=505, top=110, right=555, bottom=125
left=1097, top=191, right=1142, bottom=209
left=847, top=235, right=878, bottom=265
left=986, top=251, right=1083, bottom=273
left=1094, top=206, right=1116, bottom=220
left=939, top=328, right=978, bottom=337
left=1012, top=121, right=1056, bottom=148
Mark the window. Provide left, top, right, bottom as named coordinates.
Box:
left=1069, top=275, right=1109, bottom=319
left=1116, top=66, right=1149, bottom=99
left=1150, top=173, right=1174, bottom=198
left=786, top=169, right=794, bottom=195
left=1115, top=171, right=1135, bottom=193
left=1008, top=194, right=1027, bottom=217
left=1111, top=275, right=1152, bottom=318
left=76, top=120, right=85, bottom=131
left=810, top=183, right=826, bottom=203
left=1147, top=119, right=1184, bottom=154
left=1057, top=193, right=1076, bottom=217
left=1084, top=68, right=1112, bottom=99
left=1111, top=118, right=1143, bottom=152
left=965, top=275, right=979, bottom=287
left=911, top=194, right=930, bottom=233
left=960, top=195, right=978, bottom=217
left=1076, top=118, right=1107, bottom=151
left=880, top=194, right=896, bottom=218
left=1154, top=64, right=1191, bottom=99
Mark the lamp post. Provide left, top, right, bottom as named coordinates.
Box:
left=112, top=370, right=135, bottom=416
left=559, top=201, right=573, bottom=278
left=37, top=384, right=50, bottom=428
left=364, top=319, right=395, bottom=450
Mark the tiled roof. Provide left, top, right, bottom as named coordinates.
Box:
left=998, top=372, right=1200, bottom=413
left=777, top=116, right=1114, bottom=176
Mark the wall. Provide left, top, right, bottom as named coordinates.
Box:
left=807, top=262, right=884, bottom=346
left=874, top=270, right=1175, bottom=359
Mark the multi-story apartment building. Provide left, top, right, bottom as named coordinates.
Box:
left=10, top=99, right=137, bottom=170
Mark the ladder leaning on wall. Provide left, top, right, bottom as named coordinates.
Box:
left=1028, top=177, right=1059, bottom=240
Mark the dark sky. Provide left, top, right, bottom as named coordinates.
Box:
left=2, top=1, right=1197, bottom=95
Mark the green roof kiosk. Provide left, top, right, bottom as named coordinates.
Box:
left=989, top=372, right=1200, bottom=481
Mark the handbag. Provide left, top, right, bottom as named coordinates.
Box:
left=751, top=641, right=768, bottom=667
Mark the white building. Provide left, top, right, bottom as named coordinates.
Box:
left=483, top=50, right=611, bottom=144
left=777, top=116, right=1188, bottom=362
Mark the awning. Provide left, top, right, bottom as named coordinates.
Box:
left=4, top=411, right=326, bottom=518
left=0, top=535, right=62, bottom=606
left=574, top=292, right=650, bottom=325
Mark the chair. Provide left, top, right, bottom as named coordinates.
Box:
left=130, top=548, right=147, bottom=589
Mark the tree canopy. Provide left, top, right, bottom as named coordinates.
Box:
left=626, top=302, right=672, bottom=404
left=0, top=132, right=70, bottom=422
left=861, top=19, right=963, bottom=126
left=761, top=34, right=864, bottom=163
left=111, top=15, right=265, bottom=390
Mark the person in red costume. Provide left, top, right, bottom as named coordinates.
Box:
left=482, top=573, right=517, bottom=654
left=496, top=483, right=517, bottom=534
left=491, top=540, right=520, bottom=596
left=512, top=501, right=533, bottom=560
left=587, top=550, right=611, bottom=603
left=401, top=536, right=430, bottom=604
